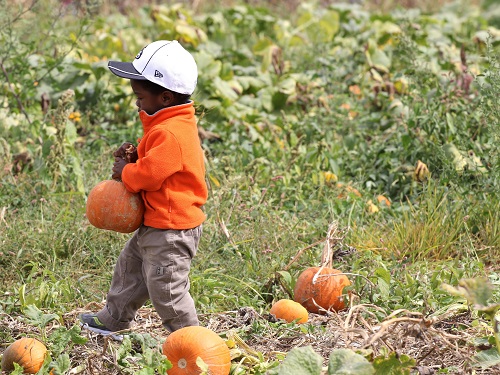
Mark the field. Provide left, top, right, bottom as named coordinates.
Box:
left=1, top=0, right=500, bottom=374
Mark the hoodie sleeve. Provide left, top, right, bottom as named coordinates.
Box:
left=121, top=129, right=182, bottom=193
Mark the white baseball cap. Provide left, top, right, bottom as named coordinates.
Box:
left=108, top=40, right=197, bottom=95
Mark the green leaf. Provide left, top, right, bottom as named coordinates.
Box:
left=129, top=332, right=161, bottom=349
left=65, top=120, right=77, bottom=145
left=195, top=50, right=222, bottom=79
left=175, top=23, right=206, bottom=46
left=328, top=348, right=375, bottom=375
left=314, top=10, right=340, bottom=43
left=272, top=91, right=289, bottom=110
left=445, top=112, right=456, bottom=134
left=377, top=278, right=390, bottom=300
left=152, top=10, right=175, bottom=31
left=49, top=353, right=71, bottom=375
left=377, top=21, right=402, bottom=36
left=253, top=37, right=274, bottom=55
left=19, top=284, right=26, bottom=307
left=373, top=352, right=415, bottom=375
left=441, top=278, right=500, bottom=314
left=136, top=346, right=172, bottom=374
left=49, top=325, right=87, bottom=357
left=297, top=7, right=339, bottom=44
left=44, top=126, right=58, bottom=137
left=277, top=77, right=297, bottom=95
left=116, top=336, right=133, bottom=367
left=259, top=43, right=280, bottom=73
left=268, top=346, right=323, bottom=375
left=22, top=304, right=59, bottom=328
left=9, top=362, right=26, bottom=375
left=237, top=76, right=266, bottom=92
left=135, top=367, right=156, bottom=375
left=213, top=77, right=239, bottom=102
left=196, top=357, right=210, bottom=374
left=474, top=348, right=500, bottom=369
left=442, top=143, right=467, bottom=172
left=277, top=271, right=292, bottom=288
left=374, top=268, right=391, bottom=283
left=366, top=40, right=391, bottom=73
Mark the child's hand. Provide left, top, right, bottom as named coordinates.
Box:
left=113, top=142, right=138, bottom=163
left=112, top=158, right=128, bottom=181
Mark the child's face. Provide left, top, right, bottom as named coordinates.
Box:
left=130, top=80, right=166, bottom=115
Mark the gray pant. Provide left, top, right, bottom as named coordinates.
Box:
left=96, top=225, right=202, bottom=332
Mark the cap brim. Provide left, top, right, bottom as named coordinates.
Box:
left=108, top=61, right=147, bottom=80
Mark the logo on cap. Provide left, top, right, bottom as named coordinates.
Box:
left=154, top=70, right=163, bottom=78
left=135, top=49, right=144, bottom=59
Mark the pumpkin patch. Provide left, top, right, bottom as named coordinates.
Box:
left=1, top=337, right=47, bottom=374
left=86, top=179, right=145, bottom=233
left=2, top=1, right=496, bottom=373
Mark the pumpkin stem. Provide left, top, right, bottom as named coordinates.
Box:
left=320, top=221, right=341, bottom=268
left=314, top=220, right=351, bottom=284
left=178, top=358, right=187, bottom=369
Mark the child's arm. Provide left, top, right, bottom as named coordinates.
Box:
left=121, top=130, right=182, bottom=193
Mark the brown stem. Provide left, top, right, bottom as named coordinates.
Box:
left=283, top=239, right=325, bottom=271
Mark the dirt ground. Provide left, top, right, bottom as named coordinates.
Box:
left=2, top=299, right=500, bottom=374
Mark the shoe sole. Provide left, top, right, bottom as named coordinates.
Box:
left=80, top=323, right=124, bottom=341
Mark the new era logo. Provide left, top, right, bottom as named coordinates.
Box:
left=154, top=70, right=163, bottom=78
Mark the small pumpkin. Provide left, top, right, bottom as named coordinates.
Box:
left=1, top=337, right=47, bottom=374
left=86, top=179, right=145, bottom=233
left=269, top=299, right=308, bottom=324
left=293, top=267, right=350, bottom=313
left=162, top=326, right=231, bottom=375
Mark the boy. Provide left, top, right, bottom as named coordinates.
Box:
left=80, top=40, right=208, bottom=334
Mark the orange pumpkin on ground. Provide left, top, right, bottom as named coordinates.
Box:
left=86, top=179, right=145, bottom=233
left=270, top=299, right=308, bottom=324
left=293, top=266, right=351, bottom=313
left=162, top=326, right=231, bottom=375
left=1, top=337, right=47, bottom=374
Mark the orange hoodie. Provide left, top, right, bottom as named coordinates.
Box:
left=121, top=102, right=208, bottom=229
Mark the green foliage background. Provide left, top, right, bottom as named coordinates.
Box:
left=1, top=0, right=500, bottom=372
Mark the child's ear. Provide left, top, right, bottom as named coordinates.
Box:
left=162, top=90, right=174, bottom=105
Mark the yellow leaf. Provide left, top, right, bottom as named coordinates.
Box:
left=323, top=171, right=338, bottom=184
left=414, top=160, right=430, bottom=182
left=366, top=200, right=379, bottom=213
left=209, top=174, right=220, bottom=187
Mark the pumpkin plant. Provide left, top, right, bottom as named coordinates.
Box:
left=1, top=337, right=47, bottom=374
left=269, top=299, right=309, bottom=324
left=162, top=326, right=231, bottom=375
left=293, top=223, right=351, bottom=314
left=86, top=179, right=145, bottom=233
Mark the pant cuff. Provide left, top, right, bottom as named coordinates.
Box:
left=96, top=305, right=134, bottom=332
